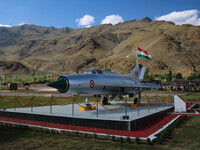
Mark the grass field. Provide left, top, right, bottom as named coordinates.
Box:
left=0, top=90, right=60, bottom=94
left=0, top=125, right=162, bottom=150
left=169, top=116, right=200, bottom=150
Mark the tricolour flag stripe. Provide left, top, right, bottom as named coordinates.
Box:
left=137, top=47, right=152, bottom=60
left=138, top=47, right=150, bottom=55
left=138, top=54, right=152, bottom=60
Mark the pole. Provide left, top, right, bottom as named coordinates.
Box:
left=125, top=95, right=128, bottom=117
left=148, top=96, right=150, bottom=113
left=14, top=94, right=16, bottom=111
left=31, top=94, right=33, bottom=112
left=72, top=96, right=74, bottom=116
left=138, top=88, right=141, bottom=117
left=34, top=94, right=36, bottom=107
left=136, top=46, right=138, bottom=65
left=0, top=72, right=1, bottom=93
left=156, top=95, right=158, bottom=111
left=167, top=95, right=169, bottom=107
left=163, top=98, right=164, bottom=109
left=96, top=99, right=98, bottom=118
left=50, top=95, right=52, bottom=114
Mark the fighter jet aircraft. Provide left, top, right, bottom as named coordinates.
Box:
left=47, top=64, right=160, bottom=105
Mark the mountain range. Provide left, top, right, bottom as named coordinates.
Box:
left=0, top=17, right=199, bottom=77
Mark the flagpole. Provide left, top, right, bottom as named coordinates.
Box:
left=136, top=45, right=138, bottom=66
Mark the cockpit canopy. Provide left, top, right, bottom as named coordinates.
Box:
left=84, top=68, right=103, bottom=74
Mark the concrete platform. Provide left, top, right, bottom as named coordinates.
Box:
left=0, top=101, right=174, bottom=131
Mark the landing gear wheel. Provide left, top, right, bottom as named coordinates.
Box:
left=102, top=97, right=108, bottom=105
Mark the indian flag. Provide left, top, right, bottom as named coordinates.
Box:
left=137, top=47, right=152, bottom=60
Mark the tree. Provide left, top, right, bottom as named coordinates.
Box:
left=175, top=72, right=183, bottom=79
left=187, top=73, right=200, bottom=80
left=144, top=67, right=149, bottom=79
left=149, top=74, right=155, bottom=82
left=167, top=70, right=173, bottom=82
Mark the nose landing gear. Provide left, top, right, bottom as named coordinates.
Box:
left=102, top=97, right=108, bottom=105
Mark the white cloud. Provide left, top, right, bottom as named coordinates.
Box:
left=85, top=25, right=91, bottom=28
left=101, top=15, right=123, bottom=25
left=76, top=15, right=95, bottom=27
left=155, top=9, right=200, bottom=26
left=18, top=22, right=25, bottom=26
left=0, top=24, right=11, bottom=27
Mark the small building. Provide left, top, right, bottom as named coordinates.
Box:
left=8, top=83, right=18, bottom=90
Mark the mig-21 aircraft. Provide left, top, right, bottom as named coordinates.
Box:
left=47, top=64, right=160, bottom=105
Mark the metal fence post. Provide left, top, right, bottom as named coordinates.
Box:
left=125, top=95, right=128, bottom=117
left=72, top=96, right=74, bottom=116
left=167, top=95, right=169, bottom=107
left=163, top=98, right=164, bottom=109
left=138, top=88, right=141, bottom=117
left=50, top=95, right=52, bottom=114
left=156, top=95, right=157, bottom=111
left=34, top=94, right=36, bottom=107
left=31, top=94, right=33, bottom=112
left=96, top=99, right=98, bottom=118
left=14, top=94, right=16, bottom=111
left=148, top=96, right=150, bottom=113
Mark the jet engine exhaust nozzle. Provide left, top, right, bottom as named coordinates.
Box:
left=47, top=77, right=69, bottom=93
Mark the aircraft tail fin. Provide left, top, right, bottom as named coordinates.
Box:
left=128, top=64, right=145, bottom=81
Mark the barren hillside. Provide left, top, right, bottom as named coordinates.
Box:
left=0, top=17, right=199, bottom=76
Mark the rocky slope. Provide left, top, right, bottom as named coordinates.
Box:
left=0, top=17, right=199, bottom=76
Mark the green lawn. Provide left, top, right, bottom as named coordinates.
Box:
left=0, top=125, right=163, bottom=150
left=0, top=96, right=100, bottom=109
left=180, top=92, right=200, bottom=102
left=169, top=116, right=200, bottom=150
left=0, top=90, right=60, bottom=94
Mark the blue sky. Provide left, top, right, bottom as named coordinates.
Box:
left=0, top=0, right=200, bottom=28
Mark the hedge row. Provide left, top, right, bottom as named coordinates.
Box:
left=156, top=115, right=188, bottom=144
left=0, top=122, right=152, bottom=144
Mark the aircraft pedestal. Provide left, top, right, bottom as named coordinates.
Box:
left=0, top=104, right=173, bottom=131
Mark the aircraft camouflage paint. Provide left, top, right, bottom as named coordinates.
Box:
left=47, top=64, right=160, bottom=104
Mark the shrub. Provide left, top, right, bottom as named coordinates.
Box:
left=120, top=137, right=123, bottom=143
left=156, top=115, right=188, bottom=144
left=112, top=135, right=115, bottom=141
left=93, top=134, right=97, bottom=139
left=67, top=131, right=71, bottom=136
left=126, top=137, right=131, bottom=143
left=146, top=138, right=151, bottom=145
left=85, top=133, right=88, bottom=138
left=156, top=136, right=163, bottom=144
left=135, top=137, right=140, bottom=144
left=76, top=131, right=79, bottom=136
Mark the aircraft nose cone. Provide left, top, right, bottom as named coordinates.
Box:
left=47, top=78, right=68, bottom=93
